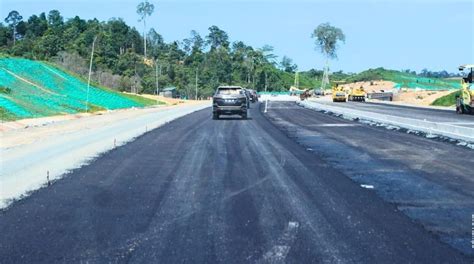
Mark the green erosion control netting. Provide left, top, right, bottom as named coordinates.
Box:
left=393, top=74, right=461, bottom=90
left=350, top=68, right=462, bottom=91
left=0, top=58, right=145, bottom=120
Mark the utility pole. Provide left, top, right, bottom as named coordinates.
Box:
left=265, top=71, right=268, bottom=92
left=195, top=67, right=198, bottom=100
left=321, top=59, right=330, bottom=90
left=155, top=61, right=158, bottom=96
left=294, top=71, right=300, bottom=89
left=155, top=61, right=162, bottom=104
left=143, top=19, right=147, bottom=58
left=86, top=36, right=97, bottom=113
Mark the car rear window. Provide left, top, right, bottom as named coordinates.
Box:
left=217, top=88, right=242, bottom=95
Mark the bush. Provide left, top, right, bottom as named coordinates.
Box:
left=0, top=86, right=12, bottom=94
left=431, top=90, right=460, bottom=106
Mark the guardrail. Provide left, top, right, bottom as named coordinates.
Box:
left=367, top=92, right=393, bottom=101
left=298, top=101, right=474, bottom=144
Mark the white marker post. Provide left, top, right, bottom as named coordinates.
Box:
left=264, top=98, right=268, bottom=113
left=86, top=36, right=97, bottom=113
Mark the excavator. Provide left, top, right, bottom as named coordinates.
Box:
left=289, top=86, right=312, bottom=100
left=456, top=64, right=474, bottom=114
left=348, top=86, right=366, bottom=102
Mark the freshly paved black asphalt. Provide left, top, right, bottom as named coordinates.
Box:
left=266, top=101, right=474, bottom=256
left=0, top=103, right=471, bottom=263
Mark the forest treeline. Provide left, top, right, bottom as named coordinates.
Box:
left=0, top=10, right=322, bottom=97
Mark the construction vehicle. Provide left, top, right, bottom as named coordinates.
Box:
left=300, top=89, right=312, bottom=100
left=314, top=88, right=325, bottom=96
left=348, top=86, right=366, bottom=101
left=332, top=82, right=347, bottom=102
left=456, top=64, right=474, bottom=114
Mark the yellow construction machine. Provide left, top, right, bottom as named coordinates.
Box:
left=456, top=64, right=474, bottom=114
left=332, top=82, right=347, bottom=102
left=348, top=86, right=366, bottom=102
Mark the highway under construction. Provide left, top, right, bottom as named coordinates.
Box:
left=1, top=100, right=472, bottom=263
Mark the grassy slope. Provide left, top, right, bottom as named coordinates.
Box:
left=431, top=91, right=460, bottom=106
left=0, top=57, right=160, bottom=121
left=41, top=61, right=159, bottom=107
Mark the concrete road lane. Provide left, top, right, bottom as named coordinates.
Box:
left=0, top=103, right=470, bottom=263
left=314, top=100, right=474, bottom=128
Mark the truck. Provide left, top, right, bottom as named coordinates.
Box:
left=332, top=83, right=347, bottom=102
left=456, top=64, right=474, bottom=114
left=212, top=86, right=248, bottom=119
left=348, top=86, right=366, bottom=102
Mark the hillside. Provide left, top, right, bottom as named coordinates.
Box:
left=0, top=57, right=157, bottom=121
left=347, top=68, right=461, bottom=91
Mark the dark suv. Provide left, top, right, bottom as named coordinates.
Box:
left=212, top=86, right=248, bottom=119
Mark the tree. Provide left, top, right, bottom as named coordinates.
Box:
left=280, top=56, right=297, bottom=73
left=4, top=10, right=23, bottom=45
left=311, top=23, right=345, bottom=89
left=0, top=10, right=325, bottom=97
left=206, top=25, right=229, bottom=51
left=136, top=0, right=155, bottom=58
left=26, top=14, right=48, bottom=38
left=258, top=45, right=277, bottom=64
left=183, top=30, right=205, bottom=55
left=147, top=28, right=165, bottom=59
left=311, top=22, right=345, bottom=59
left=0, top=23, right=10, bottom=46
left=47, top=10, right=64, bottom=28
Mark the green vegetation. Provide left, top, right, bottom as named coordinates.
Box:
left=121, top=92, right=161, bottom=105
left=311, top=23, right=345, bottom=60
left=346, top=68, right=461, bottom=91
left=0, top=86, right=11, bottom=94
left=431, top=90, right=460, bottom=106
left=0, top=8, right=463, bottom=109
left=0, top=9, right=315, bottom=99
left=0, top=57, right=158, bottom=120
left=0, top=106, right=17, bottom=121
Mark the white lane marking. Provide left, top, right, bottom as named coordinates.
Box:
left=442, top=122, right=474, bottom=125
left=360, top=184, right=374, bottom=189
left=263, top=221, right=300, bottom=263
left=307, top=124, right=358, bottom=127
left=266, top=107, right=301, bottom=109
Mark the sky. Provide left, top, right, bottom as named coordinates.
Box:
left=1, top=0, right=473, bottom=73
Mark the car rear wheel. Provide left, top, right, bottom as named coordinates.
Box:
left=213, top=113, right=219, bottom=119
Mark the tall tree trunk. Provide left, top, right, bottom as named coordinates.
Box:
left=12, top=26, right=16, bottom=45
left=143, top=19, right=147, bottom=57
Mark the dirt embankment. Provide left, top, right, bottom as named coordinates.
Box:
left=393, top=90, right=452, bottom=106
left=0, top=97, right=211, bottom=134
left=340, top=80, right=453, bottom=106
left=124, top=93, right=190, bottom=105
left=341, top=80, right=395, bottom=93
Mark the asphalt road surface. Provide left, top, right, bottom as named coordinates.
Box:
left=315, top=100, right=474, bottom=128
left=0, top=102, right=471, bottom=263
left=265, top=101, right=474, bottom=256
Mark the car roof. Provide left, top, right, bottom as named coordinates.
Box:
left=217, top=86, right=244, bottom=89
left=459, top=64, right=474, bottom=70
